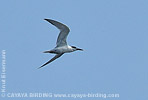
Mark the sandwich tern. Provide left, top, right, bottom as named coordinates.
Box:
left=39, top=19, right=83, bottom=69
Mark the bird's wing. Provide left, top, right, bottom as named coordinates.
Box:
left=44, top=19, right=70, bottom=47
left=38, top=53, right=64, bottom=69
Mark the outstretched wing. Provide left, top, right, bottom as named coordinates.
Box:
left=44, top=19, right=70, bottom=47
left=38, top=53, right=64, bottom=69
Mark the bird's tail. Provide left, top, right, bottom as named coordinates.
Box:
left=43, top=51, right=50, bottom=53
left=43, top=50, right=55, bottom=53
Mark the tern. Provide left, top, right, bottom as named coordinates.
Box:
left=38, top=19, right=83, bottom=69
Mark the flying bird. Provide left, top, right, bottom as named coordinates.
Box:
left=38, top=19, right=83, bottom=69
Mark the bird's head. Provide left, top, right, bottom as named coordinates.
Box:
left=71, top=46, right=83, bottom=51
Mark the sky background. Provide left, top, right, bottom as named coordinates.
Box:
left=0, top=0, right=148, bottom=100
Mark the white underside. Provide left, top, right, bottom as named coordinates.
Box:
left=55, top=45, right=74, bottom=54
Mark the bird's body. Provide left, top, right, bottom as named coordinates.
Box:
left=44, top=45, right=74, bottom=54
left=39, top=19, right=83, bottom=69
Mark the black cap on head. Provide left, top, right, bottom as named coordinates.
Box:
left=71, top=46, right=83, bottom=51
left=71, top=46, right=77, bottom=48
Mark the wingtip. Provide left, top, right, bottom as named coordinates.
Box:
left=44, top=18, right=52, bottom=21
left=44, top=19, right=53, bottom=23
left=37, top=66, right=43, bottom=69
left=38, top=64, right=45, bottom=69
left=44, top=19, right=48, bottom=21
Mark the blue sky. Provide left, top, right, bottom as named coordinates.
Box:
left=0, top=0, right=148, bottom=100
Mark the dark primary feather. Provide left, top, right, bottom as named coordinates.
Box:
left=38, top=53, right=64, bottom=69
